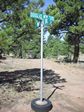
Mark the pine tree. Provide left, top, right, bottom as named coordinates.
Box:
left=46, top=0, right=84, bottom=63
left=0, top=0, right=44, bottom=58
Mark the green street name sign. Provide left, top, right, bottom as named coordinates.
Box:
left=30, top=12, right=54, bottom=22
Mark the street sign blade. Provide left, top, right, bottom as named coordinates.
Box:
left=30, top=12, right=43, bottom=20
left=44, top=16, right=54, bottom=26
left=30, top=12, right=54, bottom=22
left=30, top=12, right=39, bottom=19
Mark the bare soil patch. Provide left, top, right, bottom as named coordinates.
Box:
left=0, top=58, right=84, bottom=112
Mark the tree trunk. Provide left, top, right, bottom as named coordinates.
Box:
left=73, top=44, right=79, bottom=63
left=19, top=44, right=23, bottom=58
left=73, top=36, right=80, bottom=63
left=0, top=48, right=3, bottom=59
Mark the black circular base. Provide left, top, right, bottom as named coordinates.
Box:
left=31, top=98, right=53, bottom=112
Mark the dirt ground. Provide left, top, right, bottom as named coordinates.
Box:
left=0, top=58, right=84, bottom=112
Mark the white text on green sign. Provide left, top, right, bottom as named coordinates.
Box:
left=30, top=12, right=54, bottom=22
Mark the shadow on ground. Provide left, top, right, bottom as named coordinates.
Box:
left=0, top=69, right=66, bottom=92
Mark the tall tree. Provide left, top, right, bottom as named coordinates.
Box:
left=0, top=0, right=44, bottom=58
left=46, top=0, right=84, bottom=63
left=44, top=35, right=69, bottom=58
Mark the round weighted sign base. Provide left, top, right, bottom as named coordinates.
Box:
left=31, top=98, right=53, bottom=112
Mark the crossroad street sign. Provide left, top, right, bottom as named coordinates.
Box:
left=31, top=12, right=54, bottom=28
left=30, top=12, right=54, bottom=104
left=30, top=12, right=54, bottom=22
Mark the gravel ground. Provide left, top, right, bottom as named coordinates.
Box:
left=0, top=58, right=84, bottom=112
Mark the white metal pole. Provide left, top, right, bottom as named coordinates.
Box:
left=40, top=20, right=44, bottom=102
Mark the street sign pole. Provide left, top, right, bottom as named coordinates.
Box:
left=40, top=20, right=44, bottom=102
left=31, top=12, right=54, bottom=112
